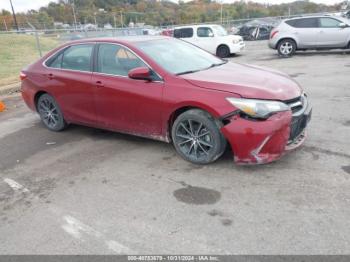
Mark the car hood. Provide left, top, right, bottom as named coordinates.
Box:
left=181, top=62, right=302, bottom=101
left=224, top=34, right=242, bottom=41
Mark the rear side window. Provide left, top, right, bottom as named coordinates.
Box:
left=197, top=27, right=214, bottom=37
left=61, top=44, right=93, bottom=72
left=46, top=53, right=63, bottom=68
left=97, top=44, right=146, bottom=76
left=319, top=18, right=342, bottom=28
left=286, top=18, right=318, bottom=28
left=174, top=28, right=193, bottom=38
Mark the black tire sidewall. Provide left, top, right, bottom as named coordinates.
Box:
left=37, top=94, right=66, bottom=132
left=171, top=109, right=225, bottom=164
left=217, top=45, right=230, bottom=58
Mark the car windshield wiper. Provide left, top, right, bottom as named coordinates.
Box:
left=207, top=61, right=228, bottom=69
left=176, top=70, right=201, bottom=75
left=176, top=61, right=228, bottom=76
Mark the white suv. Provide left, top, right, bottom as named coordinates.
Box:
left=173, top=24, right=245, bottom=57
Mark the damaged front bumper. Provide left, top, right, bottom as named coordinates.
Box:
left=220, top=100, right=312, bottom=165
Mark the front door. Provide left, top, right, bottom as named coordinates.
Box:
left=196, top=26, right=216, bottom=53
left=92, top=43, right=164, bottom=137
left=317, top=17, right=349, bottom=47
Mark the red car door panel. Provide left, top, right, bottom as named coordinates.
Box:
left=92, top=43, right=163, bottom=137
left=93, top=74, right=164, bottom=136
left=49, top=70, right=96, bottom=124
left=44, top=43, right=96, bottom=125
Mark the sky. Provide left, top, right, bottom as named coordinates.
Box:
left=0, top=0, right=345, bottom=13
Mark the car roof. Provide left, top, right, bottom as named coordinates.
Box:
left=66, top=35, right=171, bottom=45
left=174, top=24, right=220, bottom=29
left=285, top=15, right=344, bottom=21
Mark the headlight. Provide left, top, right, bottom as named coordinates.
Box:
left=233, top=39, right=240, bottom=44
left=226, top=97, right=290, bottom=119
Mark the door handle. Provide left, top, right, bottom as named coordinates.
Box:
left=95, top=80, right=104, bottom=87
left=47, top=73, right=54, bottom=79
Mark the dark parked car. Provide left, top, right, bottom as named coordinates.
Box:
left=238, top=25, right=273, bottom=41
left=20, top=36, right=311, bottom=165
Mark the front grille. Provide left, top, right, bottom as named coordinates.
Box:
left=284, top=94, right=309, bottom=142
left=289, top=114, right=307, bottom=141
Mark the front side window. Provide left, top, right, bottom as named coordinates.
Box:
left=292, top=18, right=318, bottom=28
left=197, top=27, right=214, bottom=37
left=136, top=38, right=225, bottom=75
left=174, top=28, right=194, bottom=38
left=97, top=44, right=146, bottom=76
left=319, top=18, right=342, bottom=28
left=61, top=44, right=93, bottom=72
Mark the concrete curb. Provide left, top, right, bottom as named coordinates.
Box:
left=0, top=82, right=21, bottom=96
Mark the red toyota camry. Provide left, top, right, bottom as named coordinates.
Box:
left=21, top=36, right=311, bottom=165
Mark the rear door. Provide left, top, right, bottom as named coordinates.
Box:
left=290, top=18, right=319, bottom=48
left=92, top=43, right=164, bottom=136
left=317, top=17, right=349, bottom=47
left=44, top=43, right=96, bottom=124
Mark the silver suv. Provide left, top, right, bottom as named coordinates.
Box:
left=268, top=16, right=350, bottom=56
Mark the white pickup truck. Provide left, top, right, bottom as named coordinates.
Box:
left=173, top=24, right=245, bottom=57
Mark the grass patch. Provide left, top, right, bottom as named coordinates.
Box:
left=0, top=34, right=59, bottom=86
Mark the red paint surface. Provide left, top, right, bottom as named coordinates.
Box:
left=21, top=37, right=307, bottom=164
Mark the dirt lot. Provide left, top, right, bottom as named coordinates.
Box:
left=0, top=41, right=349, bottom=254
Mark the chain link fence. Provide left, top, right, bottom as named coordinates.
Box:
left=0, top=11, right=346, bottom=88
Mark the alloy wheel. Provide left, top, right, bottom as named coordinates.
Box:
left=280, top=42, right=293, bottom=55
left=38, top=97, right=60, bottom=129
left=175, top=119, right=214, bottom=159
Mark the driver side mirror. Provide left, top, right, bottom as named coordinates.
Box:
left=339, top=22, right=348, bottom=28
left=128, top=67, right=152, bottom=81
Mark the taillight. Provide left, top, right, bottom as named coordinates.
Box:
left=20, top=72, right=27, bottom=81
left=270, top=30, right=278, bottom=39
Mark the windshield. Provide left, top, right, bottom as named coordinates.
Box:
left=212, top=25, right=228, bottom=36
left=136, top=38, right=225, bottom=75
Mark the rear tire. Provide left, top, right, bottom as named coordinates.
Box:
left=37, top=93, right=67, bottom=131
left=171, top=109, right=226, bottom=164
left=216, top=45, right=230, bottom=58
left=277, top=39, right=296, bottom=57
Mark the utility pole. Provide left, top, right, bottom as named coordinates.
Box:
left=71, top=0, right=78, bottom=30
left=3, top=19, right=8, bottom=31
left=120, top=11, right=123, bottom=28
left=9, top=0, right=19, bottom=31
left=220, top=1, right=223, bottom=25
left=113, top=14, right=116, bottom=28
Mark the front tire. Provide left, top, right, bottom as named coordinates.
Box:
left=37, top=93, right=67, bottom=131
left=277, top=39, right=296, bottom=57
left=216, top=45, right=230, bottom=58
left=171, top=109, right=226, bottom=164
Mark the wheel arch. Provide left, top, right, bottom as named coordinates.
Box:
left=34, top=91, right=48, bottom=112
left=166, top=103, right=223, bottom=141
